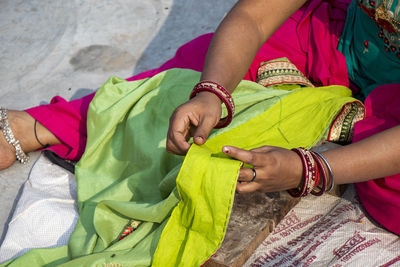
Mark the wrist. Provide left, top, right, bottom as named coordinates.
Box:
left=196, top=91, right=223, bottom=105
left=190, top=81, right=235, bottom=128
left=314, top=151, right=334, bottom=192
left=288, top=148, right=331, bottom=197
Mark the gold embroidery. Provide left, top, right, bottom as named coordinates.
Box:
left=256, top=58, right=314, bottom=88
left=328, top=102, right=365, bottom=144
left=375, top=0, right=400, bottom=33
left=376, top=2, right=391, bottom=23
left=359, top=0, right=400, bottom=55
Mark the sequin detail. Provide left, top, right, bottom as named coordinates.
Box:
left=358, top=0, right=400, bottom=55
left=256, top=58, right=314, bottom=88
left=328, top=101, right=365, bottom=144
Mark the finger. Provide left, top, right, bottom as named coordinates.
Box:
left=166, top=129, right=189, bottom=155
left=222, top=146, right=262, bottom=166
left=167, top=115, right=191, bottom=155
left=250, top=146, right=277, bottom=153
left=193, top=116, right=217, bottom=145
left=236, top=181, right=260, bottom=194
left=237, top=167, right=257, bottom=182
left=166, top=135, right=190, bottom=155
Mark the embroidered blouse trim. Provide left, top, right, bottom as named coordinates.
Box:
left=257, top=58, right=314, bottom=88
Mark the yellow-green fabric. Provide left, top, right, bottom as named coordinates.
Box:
left=2, top=68, right=356, bottom=267
left=152, top=80, right=354, bottom=266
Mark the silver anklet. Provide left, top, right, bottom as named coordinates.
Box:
left=0, top=108, right=29, bottom=164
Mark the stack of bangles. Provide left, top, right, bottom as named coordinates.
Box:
left=287, top=147, right=334, bottom=197
left=189, top=83, right=334, bottom=197
left=190, top=81, right=235, bottom=128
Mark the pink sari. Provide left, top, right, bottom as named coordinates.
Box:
left=354, top=84, right=400, bottom=235
left=26, top=0, right=351, bottom=160
left=25, top=0, right=400, bottom=237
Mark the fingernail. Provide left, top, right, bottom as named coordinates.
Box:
left=195, top=136, right=204, bottom=142
left=222, top=146, right=230, bottom=154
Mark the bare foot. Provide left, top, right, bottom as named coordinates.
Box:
left=0, top=110, right=61, bottom=170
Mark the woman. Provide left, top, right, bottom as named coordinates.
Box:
left=1, top=0, right=400, bottom=236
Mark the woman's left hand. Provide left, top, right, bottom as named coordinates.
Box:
left=222, top=145, right=303, bottom=193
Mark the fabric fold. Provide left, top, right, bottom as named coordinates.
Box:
left=2, top=68, right=358, bottom=267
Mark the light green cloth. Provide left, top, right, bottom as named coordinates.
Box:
left=2, top=68, right=356, bottom=267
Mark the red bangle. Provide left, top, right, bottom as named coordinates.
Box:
left=314, top=164, right=320, bottom=191
left=288, top=148, right=318, bottom=197
left=288, top=147, right=328, bottom=198
left=190, top=81, right=235, bottom=128
left=310, top=151, right=328, bottom=196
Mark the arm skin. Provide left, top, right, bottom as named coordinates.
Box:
left=166, top=0, right=308, bottom=155
left=322, top=125, right=400, bottom=185
left=223, top=125, right=400, bottom=193
left=200, top=0, right=308, bottom=92
left=166, top=1, right=400, bottom=192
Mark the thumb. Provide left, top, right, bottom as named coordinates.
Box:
left=193, top=116, right=217, bottom=145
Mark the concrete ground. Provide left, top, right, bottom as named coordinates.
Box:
left=0, top=0, right=236, bottom=244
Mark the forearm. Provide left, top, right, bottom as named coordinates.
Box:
left=322, top=125, right=400, bottom=185
left=166, top=0, right=308, bottom=154
left=200, top=0, right=308, bottom=92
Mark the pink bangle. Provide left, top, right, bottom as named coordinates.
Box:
left=288, top=148, right=320, bottom=198
left=190, top=81, right=235, bottom=128
left=310, top=151, right=327, bottom=196
left=288, top=147, right=331, bottom=198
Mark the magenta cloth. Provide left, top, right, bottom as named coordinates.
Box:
left=354, top=84, right=400, bottom=236
left=25, top=0, right=351, bottom=161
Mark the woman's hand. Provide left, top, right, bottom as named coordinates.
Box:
left=222, top=145, right=303, bottom=193
left=166, top=0, right=309, bottom=156
left=166, top=92, right=222, bottom=155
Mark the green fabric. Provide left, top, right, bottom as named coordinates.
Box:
left=338, top=0, right=400, bottom=99
left=152, top=84, right=354, bottom=267
left=2, top=68, right=356, bottom=267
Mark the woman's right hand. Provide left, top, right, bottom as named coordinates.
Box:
left=165, top=0, right=310, bottom=156
left=166, top=92, right=222, bottom=155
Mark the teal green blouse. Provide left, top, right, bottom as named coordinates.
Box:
left=338, top=0, right=400, bottom=99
